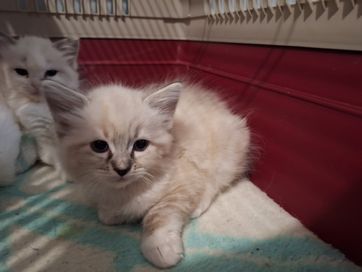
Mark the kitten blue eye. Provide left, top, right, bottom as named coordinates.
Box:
left=14, top=68, right=28, bottom=77
left=90, top=140, right=109, bottom=153
left=45, top=70, right=58, bottom=77
left=133, top=139, right=149, bottom=152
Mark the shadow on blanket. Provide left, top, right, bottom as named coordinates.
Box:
left=0, top=166, right=360, bottom=272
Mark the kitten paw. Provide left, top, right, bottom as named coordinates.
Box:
left=38, top=149, right=57, bottom=167
left=141, top=229, right=184, bottom=268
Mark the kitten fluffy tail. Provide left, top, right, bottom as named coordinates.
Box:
left=0, top=103, right=21, bottom=186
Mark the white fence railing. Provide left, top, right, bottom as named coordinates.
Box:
left=0, top=0, right=361, bottom=51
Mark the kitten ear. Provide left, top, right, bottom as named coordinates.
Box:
left=145, top=82, right=182, bottom=115
left=53, top=38, right=79, bottom=69
left=144, top=82, right=182, bottom=129
left=0, top=32, right=15, bottom=54
left=0, top=32, right=15, bottom=46
left=42, top=79, right=87, bottom=137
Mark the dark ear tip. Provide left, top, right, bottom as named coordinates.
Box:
left=0, top=32, right=15, bottom=45
left=73, top=39, right=80, bottom=48
left=53, top=37, right=79, bottom=48
left=66, top=37, right=79, bottom=45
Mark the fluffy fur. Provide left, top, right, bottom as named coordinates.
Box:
left=42, top=80, right=250, bottom=268
left=0, top=96, right=21, bottom=185
left=0, top=32, right=79, bottom=181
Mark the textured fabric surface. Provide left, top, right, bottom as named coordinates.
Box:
left=0, top=166, right=360, bottom=272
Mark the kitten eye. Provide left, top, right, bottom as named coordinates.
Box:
left=90, top=140, right=109, bottom=153
left=45, top=70, right=58, bottom=77
left=133, top=139, right=149, bottom=152
left=14, top=68, right=29, bottom=77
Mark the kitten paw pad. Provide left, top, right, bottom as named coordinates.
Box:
left=141, top=230, right=184, bottom=268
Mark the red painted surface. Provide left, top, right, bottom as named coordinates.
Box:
left=78, top=39, right=362, bottom=265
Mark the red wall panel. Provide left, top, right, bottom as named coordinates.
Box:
left=78, top=39, right=362, bottom=265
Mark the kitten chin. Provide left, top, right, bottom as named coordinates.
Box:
left=43, top=80, right=250, bottom=268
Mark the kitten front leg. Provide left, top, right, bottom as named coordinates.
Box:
left=0, top=104, right=21, bottom=186
left=141, top=190, right=197, bottom=268
left=141, top=213, right=185, bottom=268
left=37, top=139, right=69, bottom=182
left=37, top=140, right=57, bottom=166
left=16, top=102, right=56, bottom=166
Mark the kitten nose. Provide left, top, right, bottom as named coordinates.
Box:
left=113, top=165, right=132, bottom=177
left=30, top=83, right=40, bottom=94
left=111, top=157, right=132, bottom=177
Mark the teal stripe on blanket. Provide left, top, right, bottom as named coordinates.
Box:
left=0, top=171, right=360, bottom=272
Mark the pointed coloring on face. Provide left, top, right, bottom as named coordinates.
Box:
left=144, top=82, right=182, bottom=129
left=53, top=38, right=79, bottom=69
left=42, top=79, right=87, bottom=137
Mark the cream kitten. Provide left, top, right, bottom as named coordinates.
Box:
left=42, top=80, right=250, bottom=268
left=0, top=32, right=79, bottom=178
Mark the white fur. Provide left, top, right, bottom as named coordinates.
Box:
left=0, top=34, right=79, bottom=176
left=141, top=225, right=184, bottom=268
left=0, top=101, right=21, bottom=185
left=43, top=81, right=250, bottom=268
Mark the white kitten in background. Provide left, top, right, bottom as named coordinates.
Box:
left=42, top=80, right=251, bottom=268
left=0, top=32, right=79, bottom=181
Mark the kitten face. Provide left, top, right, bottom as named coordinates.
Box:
left=0, top=33, right=79, bottom=101
left=42, top=81, right=181, bottom=189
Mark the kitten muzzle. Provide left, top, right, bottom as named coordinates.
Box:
left=111, top=160, right=132, bottom=177
left=29, top=84, right=41, bottom=96
left=113, top=165, right=132, bottom=177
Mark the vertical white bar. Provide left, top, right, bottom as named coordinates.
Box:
left=74, top=0, right=81, bottom=13
left=253, top=0, right=261, bottom=9
left=210, top=0, right=217, bottom=16
left=35, top=0, right=47, bottom=11
left=106, top=0, right=114, bottom=15
left=228, top=0, right=236, bottom=12
left=90, top=0, right=98, bottom=14
left=240, top=0, right=248, bottom=11
left=17, top=0, right=27, bottom=10
left=204, top=0, right=211, bottom=15
left=56, top=0, right=65, bottom=13
left=122, top=0, right=129, bottom=15
left=219, top=0, right=225, bottom=14
left=268, top=0, right=278, bottom=7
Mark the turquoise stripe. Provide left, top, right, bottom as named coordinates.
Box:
left=185, top=225, right=342, bottom=260
left=0, top=173, right=360, bottom=272
left=0, top=227, right=10, bottom=272
left=172, top=252, right=358, bottom=272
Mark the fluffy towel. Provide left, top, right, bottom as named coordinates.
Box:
left=0, top=166, right=360, bottom=272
